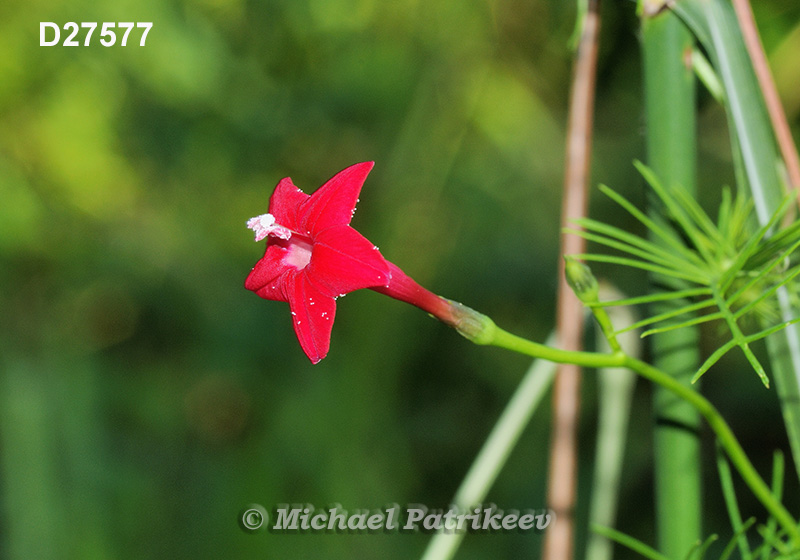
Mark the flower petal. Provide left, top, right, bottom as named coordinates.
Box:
left=299, top=161, right=374, bottom=235
left=305, top=225, right=391, bottom=297
left=287, top=273, right=337, bottom=364
left=269, top=177, right=310, bottom=231
left=244, top=243, right=293, bottom=301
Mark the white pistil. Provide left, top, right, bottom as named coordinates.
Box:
left=247, top=213, right=293, bottom=241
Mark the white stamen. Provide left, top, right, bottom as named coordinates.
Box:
left=247, top=213, right=292, bottom=241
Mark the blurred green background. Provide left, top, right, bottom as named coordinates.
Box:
left=2, top=0, right=800, bottom=558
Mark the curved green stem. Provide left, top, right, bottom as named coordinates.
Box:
left=472, top=317, right=800, bottom=543
left=624, top=354, right=798, bottom=543
left=489, top=327, right=625, bottom=369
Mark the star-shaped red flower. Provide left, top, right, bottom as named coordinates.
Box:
left=245, top=162, right=391, bottom=363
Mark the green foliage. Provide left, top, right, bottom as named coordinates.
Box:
left=591, top=525, right=670, bottom=560
left=674, top=0, right=800, bottom=485
left=569, top=162, right=800, bottom=387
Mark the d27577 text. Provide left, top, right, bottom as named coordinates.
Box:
left=40, top=22, right=153, bottom=47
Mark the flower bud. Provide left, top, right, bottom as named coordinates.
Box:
left=565, top=258, right=599, bottom=304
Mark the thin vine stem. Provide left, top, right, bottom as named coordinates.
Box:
left=475, top=319, right=800, bottom=543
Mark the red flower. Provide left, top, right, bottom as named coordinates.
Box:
left=246, top=162, right=490, bottom=363
left=245, top=162, right=391, bottom=363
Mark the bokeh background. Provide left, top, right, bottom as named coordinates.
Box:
left=2, top=0, right=800, bottom=558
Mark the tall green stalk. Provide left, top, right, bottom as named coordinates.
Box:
left=642, top=9, right=702, bottom=556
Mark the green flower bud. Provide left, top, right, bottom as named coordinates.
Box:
left=565, top=258, right=599, bottom=304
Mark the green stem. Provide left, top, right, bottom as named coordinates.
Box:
left=489, top=327, right=623, bottom=369
left=625, top=354, right=798, bottom=544
left=642, top=7, right=703, bottom=556
left=716, top=442, right=751, bottom=559
left=472, top=317, right=800, bottom=544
